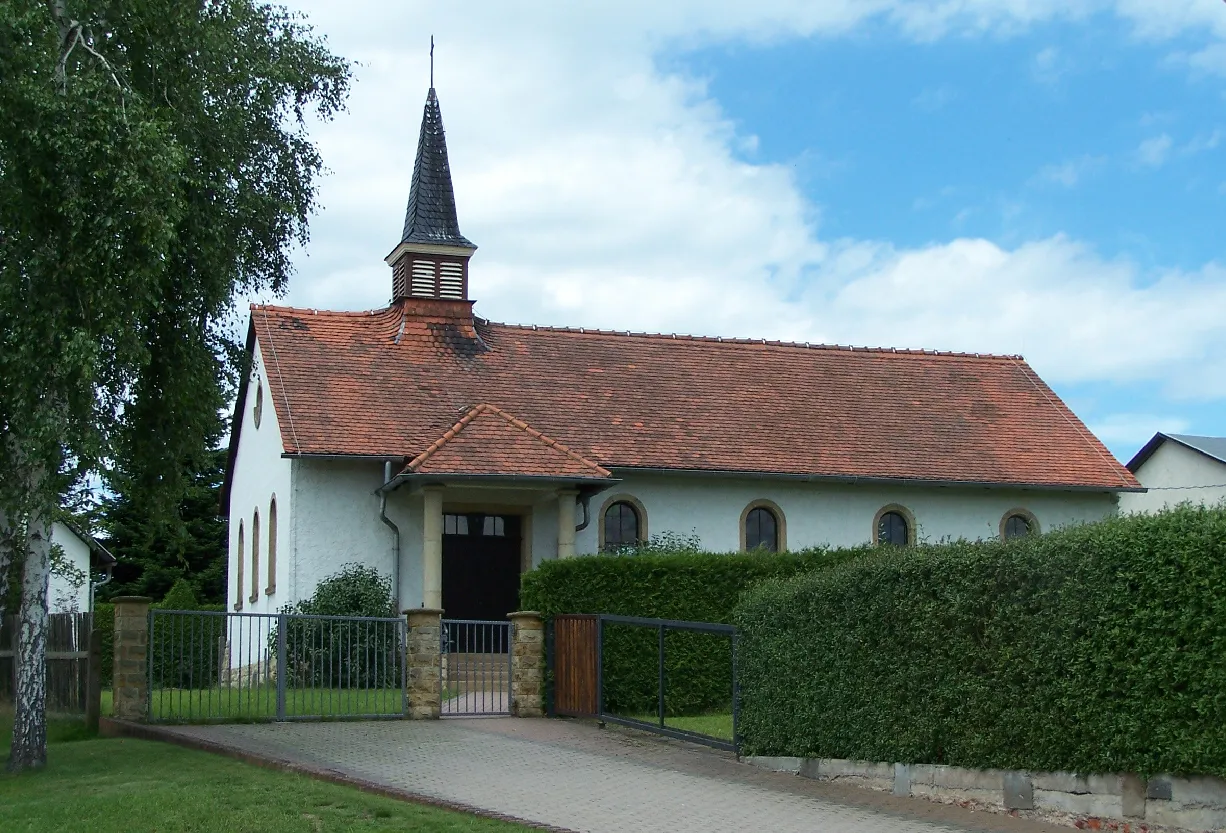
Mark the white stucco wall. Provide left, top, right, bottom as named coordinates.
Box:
left=226, top=341, right=293, bottom=615
left=1119, top=441, right=1226, bottom=515
left=290, top=458, right=418, bottom=610
left=574, top=473, right=1120, bottom=554
left=48, top=521, right=92, bottom=614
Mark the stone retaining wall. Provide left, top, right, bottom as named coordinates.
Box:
left=744, top=756, right=1226, bottom=832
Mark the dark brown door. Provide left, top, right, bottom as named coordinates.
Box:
left=442, top=513, right=521, bottom=622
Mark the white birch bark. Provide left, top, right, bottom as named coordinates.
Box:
left=7, top=497, right=51, bottom=772
left=0, top=507, right=13, bottom=623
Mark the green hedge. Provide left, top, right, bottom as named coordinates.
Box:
left=735, top=505, right=1226, bottom=777
left=94, top=580, right=225, bottom=690
left=520, top=547, right=867, bottom=716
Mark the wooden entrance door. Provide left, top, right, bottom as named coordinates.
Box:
left=441, top=513, right=521, bottom=623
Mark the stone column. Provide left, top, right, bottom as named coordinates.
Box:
left=422, top=487, right=443, bottom=609
left=509, top=611, right=544, bottom=717
left=556, top=490, right=578, bottom=559
left=406, top=608, right=443, bottom=719
left=112, top=596, right=152, bottom=722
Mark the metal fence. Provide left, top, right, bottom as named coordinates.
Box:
left=148, top=609, right=406, bottom=723
left=440, top=619, right=511, bottom=716
left=551, top=614, right=738, bottom=752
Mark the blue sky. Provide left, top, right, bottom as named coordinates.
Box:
left=286, top=1, right=1226, bottom=463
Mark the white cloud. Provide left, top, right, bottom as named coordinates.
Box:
left=1034, top=155, right=1106, bottom=187
left=1089, top=413, right=1191, bottom=448
left=911, top=85, right=957, bottom=112
left=1032, top=46, right=1068, bottom=84
left=278, top=0, right=1226, bottom=409
left=1136, top=134, right=1173, bottom=167
left=1183, top=128, right=1224, bottom=155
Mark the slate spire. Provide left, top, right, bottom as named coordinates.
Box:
left=401, top=87, right=474, bottom=249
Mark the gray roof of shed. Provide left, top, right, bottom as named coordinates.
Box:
left=400, top=87, right=475, bottom=249
left=1126, top=432, right=1226, bottom=472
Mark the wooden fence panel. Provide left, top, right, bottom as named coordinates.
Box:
left=553, top=614, right=599, bottom=717
left=0, top=612, right=93, bottom=713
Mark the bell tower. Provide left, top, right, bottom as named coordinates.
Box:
left=385, top=86, right=477, bottom=303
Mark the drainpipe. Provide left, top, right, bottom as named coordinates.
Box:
left=88, top=562, right=114, bottom=615
left=379, top=460, right=402, bottom=611
left=575, top=490, right=594, bottom=532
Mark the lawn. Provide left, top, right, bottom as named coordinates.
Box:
left=0, top=709, right=530, bottom=832
left=142, top=684, right=407, bottom=722
left=624, top=712, right=735, bottom=742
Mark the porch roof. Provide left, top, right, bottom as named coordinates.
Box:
left=401, top=404, right=613, bottom=481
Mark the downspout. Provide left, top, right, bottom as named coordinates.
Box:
left=575, top=490, right=593, bottom=532
left=380, top=460, right=402, bottom=612
left=89, top=562, right=114, bottom=615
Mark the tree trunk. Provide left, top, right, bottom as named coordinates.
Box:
left=0, top=508, right=13, bottom=622
left=7, top=499, right=51, bottom=773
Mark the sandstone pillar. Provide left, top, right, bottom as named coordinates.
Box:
left=509, top=611, right=544, bottom=717
left=422, top=487, right=443, bottom=609
left=406, top=608, right=443, bottom=719
left=556, top=490, right=577, bottom=559
left=112, top=596, right=152, bottom=722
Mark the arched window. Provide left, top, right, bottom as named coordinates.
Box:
left=235, top=521, right=245, bottom=611
left=1001, top=510, right=1039, bottom=541
left=741, top=500, right=785, bottom=552
left=250, top=509, right=260, bottom=604
left=600, top=497, right=645, bottom=552
left=266, top=496, right=277, bottom=595
left=874, top=505, right=913, bottom=547
left=253, top=379, right=263, bottom=429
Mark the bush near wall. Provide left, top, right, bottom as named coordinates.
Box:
left=520, top=546, right=868, bottom=715
left=736, top=505, right=1226, bottom=778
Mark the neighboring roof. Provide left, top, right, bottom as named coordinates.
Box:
left=56, top=520, right=117, bottom=565
left=399, top=88, right=474, bottom=249
left=1127, top=432, right=1226, bottom=472
left=405, top=404, right=613, bottom=480
left=241, top=301, right=1140, bottom=492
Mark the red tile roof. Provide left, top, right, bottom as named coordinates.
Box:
left=405, top=404, right=612, bottom=479
left=247, top=299, right=1138, bottom=491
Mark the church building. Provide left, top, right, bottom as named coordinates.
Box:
left=221, top=85, right=1141, bottom=619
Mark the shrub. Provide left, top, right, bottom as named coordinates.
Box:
left=150, top=579, right=225, bottom=690
left=273, top=564, right=400, bottom=689
left=520, top=545, right=867, bottom=715
left=735, top=505, right=1226, bottom=777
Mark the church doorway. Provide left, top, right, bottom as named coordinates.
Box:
left=441, top=512, right=522, bottom=623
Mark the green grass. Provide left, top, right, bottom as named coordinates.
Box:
left=625, top=712, right=735, bottom=742
left=144, top=685, right=407, bottom=722
left=0, top=708, right=529, bottom=832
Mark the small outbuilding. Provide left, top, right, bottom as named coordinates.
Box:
left=1119, top=433, right=1226, bottom=514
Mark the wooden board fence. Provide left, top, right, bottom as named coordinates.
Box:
left=0, top=612, right=93, bottom=713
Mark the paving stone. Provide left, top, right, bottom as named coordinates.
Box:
left=160, top=719, right=1071, bottom=833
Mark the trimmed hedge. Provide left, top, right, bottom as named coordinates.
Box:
left=735, top=504, right=1226, bottom=777
left=520, top=547, right=867, bottom=715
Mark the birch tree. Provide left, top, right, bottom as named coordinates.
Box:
left=0, top=0, right=349, bottom=772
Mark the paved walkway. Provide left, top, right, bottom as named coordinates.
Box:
left=156, top=718, right=1069, bottom=833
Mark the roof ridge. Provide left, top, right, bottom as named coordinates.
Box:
left=479, top=319, right=1024, bottom=360
left=406, top=403, right=611, bottom=477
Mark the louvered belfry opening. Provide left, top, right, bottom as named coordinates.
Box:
left=387, top=85, right=477, bottom=305
left=392, top=253, right=468, bottom=301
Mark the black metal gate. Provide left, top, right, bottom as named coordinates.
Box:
left=550, top=614, right=739, bottom=752
left=440, top=619, right=511, bottom=716
left=147, top=609, right=406, bottom=723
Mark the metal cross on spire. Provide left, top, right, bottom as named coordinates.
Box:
left=430, top=36, right=434, bottom=88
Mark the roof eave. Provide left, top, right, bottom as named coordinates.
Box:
left=606, top=466, right=1143, bottom=493
left=379, top=473, right=619, bottom=494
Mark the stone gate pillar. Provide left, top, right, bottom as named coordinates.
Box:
left=112, top=596, right=152, bottom=722
left=406, top=608, right=443, bottom=719
left=509, top=611, right=544, bottom=717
